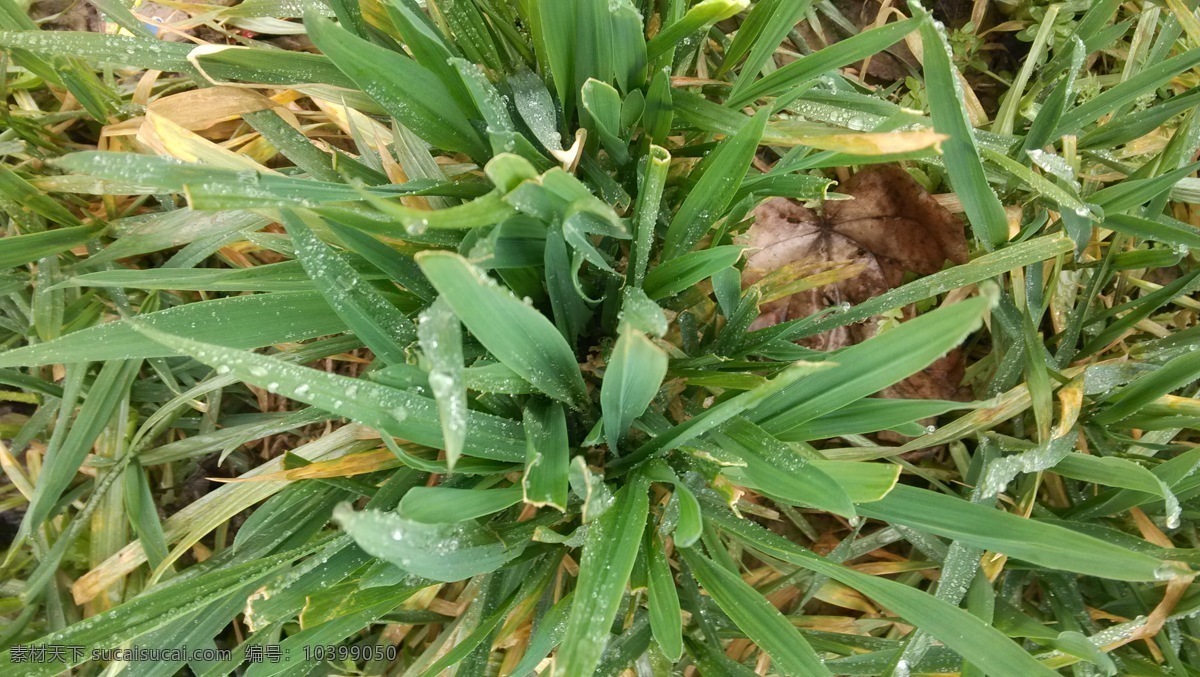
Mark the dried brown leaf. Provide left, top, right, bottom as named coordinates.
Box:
left=745, top=164, right=969, bottom=401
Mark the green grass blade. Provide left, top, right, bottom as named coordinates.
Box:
left=22, top=359, right=139, bottom=533
left=740, top=233, right=1072, bottom=350
left=681, top=548, right=832, bottom=675
left=399, top=486, right=523, bottom=523
left=0, top=545, right=322, bottom=676
left=0, top=225, right=102, bottom=269
left=917, top=15, right=1008, bottom=248
left=556, top=473, right=650, bottom=676
left=416, top=251, right=589, bottom=409
left=601, top=329, right=668, bottom=452
left=643, top=245, right=744, bottom=300
left=305, top=12, right=487, bottom=160
left=646, top=0, right=747, bottom=63
left=629, top=145, right=670, bottom=288
left=282, top=210, right=414, bottom=364
left=661, top=110, right=766, bottom=258
left=1093, top=347, right=1200, bottom=425
left=713, top=419, right=857, bottom=517
left=727, top=17, right=920, bottom=107
left=417, top=297, right=467, bottom=468
left=645, top=531, right=682, bottom=661
left=725, top=0, right=811, bottom=94
left=610, top=361, right=833, bottom=472
left=753, top=296, right=991, bottom=433
left=708, top=506, right=1057, bottom=677
left=0, top=292, right=347, bottom=368
left=0, top=164, right=85, bottom=226
left=522, top=399, right=571, bottom=510
left=332, top=504, right=514, bottom=581
left=130, top=324, right=526, bottom=460
left=858, top=485, right=1167, bottom=581
left=1055, top=48, right=1200, bottom=135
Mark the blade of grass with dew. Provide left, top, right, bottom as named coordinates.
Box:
left=706, top=502, right=1058, bottom=677
left=129, top=324, right=526, bottom=460
left=681, top=548, right=832, bottom=675
left=522, top=399, right=570, bottom=510
left=752, top=296, right=992, bottom=434
left=643, top=460, right=702, bottom=547
left=0, top=543, right=330, bottom=676
left=398, top=486, right=523, bottom=523
left=555, top=472, right=650, bottom=676
left=281, top=210, right=413, bottom=364
left=727, top=16, right=921, bottom=107
left=646, top=0, right=748, bottom=63
left=417, top=297, right=467, bottom=468
left=858, top=485, right=1167, bottom=581
left=712, top=418, right=857, bottom=517
left=738, top=233, right=1072, bottom=351
left=644, top=530, right=683, bottom=661
left=304, top=11, right=487, bottom=160
left=0, top=292, right=348, bottom=368
left=643, top=245, right=745, bottom=300
left=917, top=13, right=1008, bottom=248
left=660, top=110, right=766, bottom=258
left=417, top=251, right=589, bottom=409
left=608, top=361, right=834, bottom=473
left=0, top=224, right=103, bottom=269
left=330, top=503, right=520, bottom=582
left=601, top=328, right=668, bottom=452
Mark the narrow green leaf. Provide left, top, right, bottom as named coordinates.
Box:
left=708, top=505, right=1058, bottom=677
left=399, top=486, right=523, bottom=523
left=810, top=460, right=901, bottom=503
left=741, top=233, right=1072, bottom=349
left=629, top=145, right=670, bottom=288
left=1053, top=455, right=1179, bottom=528
left=305, top=12, right=487, bottom=159
left=1093, top=348, right=1200, bottom=424
left=858, top=485, right=1167, bottom=581
left=0, top=224, right=102, bottom=270
left=1055, top=48, right=1200, bottom=135
left=333, top=504, right=517, bottom=581
left=918, top=15, right=1008, bottom=248
left=523, top=399, right=571, bottom=510
left=1089, top=161, right=1200, bottom=215
left=643, top=460, right=703, bottom=547
left=611, top=361, right=833, bottom=472
left=556, top=473, right=650, bottom=676
left=713, top=419, right=857, bottom=517
left=0, top=292, right=346, bottom=368
left=282, top=210, right=413, bottom=364
left=130, top=324, right=526, bottom=461
left=646, top=0, right=748, bottom=63
left=0, top=163, right=84, bottom=226
left=417, top=251, right=588, bottom=409
left=727, top=17, right=920, bottom=107
left=681, top=549, right=831, bottom=675
left=783, top=398, right=971, bottom=440
left=1104, top=213, right=1200, bottom=250
left=0, top=545, right=319, bottom=675
left=753, top=296, right=992, bottom=434
left=418, top=297, right=467, bottom=469
left=23, top=359, right=139, bottom=533
left=644, top=245, right=744, bottom=300
left=726, top=0, right=811, bottom=95
left=661, top=110, right=766, bottom=258
left=645, top=532, right=682, bottom=661
left=602, top=329, right=668, bottom=452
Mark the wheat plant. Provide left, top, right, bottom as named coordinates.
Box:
left=1, top=0, right=1200, bottom=674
